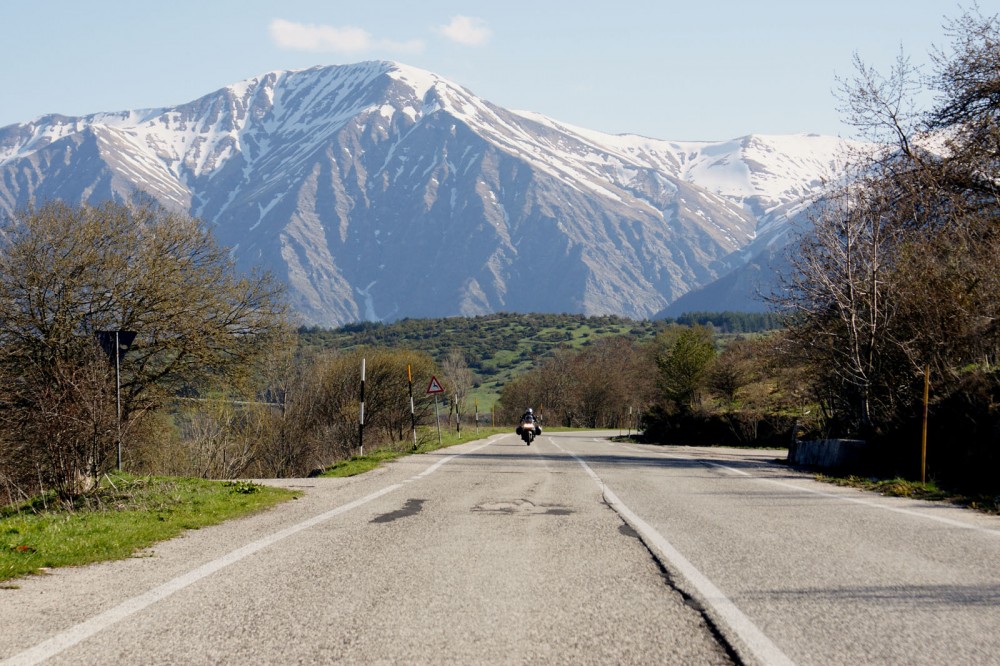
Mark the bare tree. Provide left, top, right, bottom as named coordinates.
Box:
left=362, top=349, right=438, bottom=443
left=0, top=346, right=118, bottom=499
left=0, top=200, right=287, bottom=496
left=781, top=6, right=1000, bottom=438
left=782, top=172, right=910, bottom=433
left=240, top=347, right=440, bottom=477
left=497, top=336, right=653, bottom=429
left=442, top=350, right=474, bottom=432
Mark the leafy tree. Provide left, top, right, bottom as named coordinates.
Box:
left=0, top=201, right=286, bottom=497
left=653, top=325, right=716, bottom=416
left=704, top=332, right=817, bottom=444
left=705, top=338, right=758, bottom=403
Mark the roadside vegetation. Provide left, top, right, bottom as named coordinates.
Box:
left=0, top=475, right=296, bottom=583
left=0, top=419, right=504, bottom=582
left=0, top=200, right=287, bottom=501
left=299, top=310, right=779, bottom=409
left=776, top=6, right=1000, bottom=496
left=816, top=475, right=1000, bottom=516
left=492, top=5, right=1000, bottom=501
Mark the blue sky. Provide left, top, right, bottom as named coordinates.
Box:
left=2, top=1, right=962, bottom=141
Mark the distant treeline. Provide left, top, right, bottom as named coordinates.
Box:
left=670, top=311, right=785, bottom=334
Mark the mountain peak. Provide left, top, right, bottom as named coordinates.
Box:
left=0, top=61, right=861, bottom=325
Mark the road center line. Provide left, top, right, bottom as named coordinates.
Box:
left=554, top=440, right=796, bottom=666
left=3, top=439, right=495, bottom=666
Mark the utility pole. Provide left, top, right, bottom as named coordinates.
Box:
left=115, top=331, right=122, bottom=470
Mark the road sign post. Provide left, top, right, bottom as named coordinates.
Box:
left=96, top=330, right=137, bottom=471
left=427, top=375, right=444, bottom=447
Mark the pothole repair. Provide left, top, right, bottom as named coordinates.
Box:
left=472, top=499, right=574, bottom=516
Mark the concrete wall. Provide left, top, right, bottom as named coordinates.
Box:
left=787, top=439, right=870, bottom=471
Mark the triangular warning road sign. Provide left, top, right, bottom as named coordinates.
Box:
left=426, top=376, right=445, bottom=394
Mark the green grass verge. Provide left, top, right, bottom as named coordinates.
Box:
left=320, top=449, right=410, bottom=477
left=816, top=474, right=1000, bottom=514
left=0, top=475, right=298, bottom=583
left=319, top=427, right=509, bottom=478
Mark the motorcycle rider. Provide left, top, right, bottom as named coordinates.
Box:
left=518, top=407, right=542, bottom=436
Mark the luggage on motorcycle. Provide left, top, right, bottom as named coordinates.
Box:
left=519, top=420, right=535, bottom=445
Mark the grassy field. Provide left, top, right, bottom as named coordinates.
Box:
left=0, top=475, right=298, bottom=584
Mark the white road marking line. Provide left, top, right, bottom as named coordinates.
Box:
left=620, top=443, right=1000, bottom=537
left=3, top=439, right=495, bottom=666
left=710, top=464, right=1000, bottom=537
left=555, top=440, right=796, bottom=666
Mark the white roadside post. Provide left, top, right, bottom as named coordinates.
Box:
left=408, top=365, right=417, bottom=449
left=359, top=358, right=366, bottom=456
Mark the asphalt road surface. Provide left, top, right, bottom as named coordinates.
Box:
left=2, top=430, right=999, bottom=665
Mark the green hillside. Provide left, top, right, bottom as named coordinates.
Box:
left=300, top=313, right=654, bottom=396
left=298, top=311, right=782, bottom=407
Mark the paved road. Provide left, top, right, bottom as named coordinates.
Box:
left=2, top=431, right=999, bottom=665
left=580, top=434, right=1000, bottom=665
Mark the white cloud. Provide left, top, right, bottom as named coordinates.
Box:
left=269, top=19, right=424, bottom=54
left=438, top=16, right=492, bottom=46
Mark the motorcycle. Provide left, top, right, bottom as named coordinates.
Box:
left=517, top=420, right=537, bottom=445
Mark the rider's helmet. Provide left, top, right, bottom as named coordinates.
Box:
left=526, top=408, right=533, bottom=414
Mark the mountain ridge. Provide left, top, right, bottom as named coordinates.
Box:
left=0, top=61, right=860, bottom=325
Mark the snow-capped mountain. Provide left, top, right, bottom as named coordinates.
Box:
left=0, top=61, right=859, bottom=325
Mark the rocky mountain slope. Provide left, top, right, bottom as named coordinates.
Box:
left=0, top=62, right=858, bottom=325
